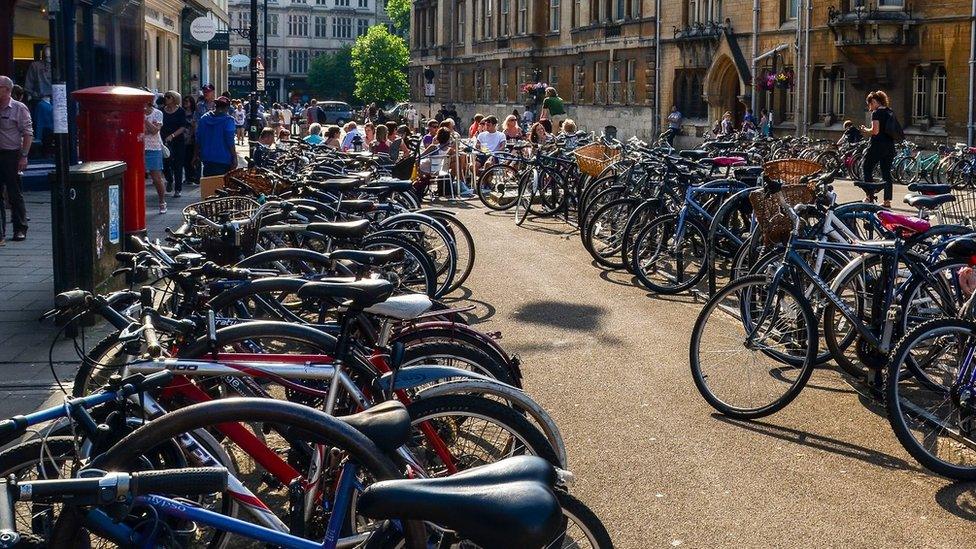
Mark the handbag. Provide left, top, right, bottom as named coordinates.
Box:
left=161, top=143, right=171, bottom=159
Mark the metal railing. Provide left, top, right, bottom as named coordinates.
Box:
left=625, top=81, right=636, bottom=104
left=594, top=82, right=607, bottom=105
left=608, top=82, right=621, bottom=104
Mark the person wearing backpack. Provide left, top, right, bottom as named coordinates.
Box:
left=859, top=90, right=900, bottom=209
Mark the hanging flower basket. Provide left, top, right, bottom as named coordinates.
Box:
left=775, top=70, right=795, bottom=90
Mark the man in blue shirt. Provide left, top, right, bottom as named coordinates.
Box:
left=195, top=96, right=237, bottom=176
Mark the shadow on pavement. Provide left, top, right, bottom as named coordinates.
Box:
left=714, top=415, right=922, bottom=473
left=512, top=300, right=607, bottom=332
left=440, top=287, right=497, bottom=324
left=935, top=482, right=976, bottom=521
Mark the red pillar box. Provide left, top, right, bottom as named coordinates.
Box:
left=73, top=86, right=155, bottom=237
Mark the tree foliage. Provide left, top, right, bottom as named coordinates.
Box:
left=306, top=45, right=355, bottom=102
left=351, top=26, right=409, bottom=104
left=386, top=0, right=410, bottom=34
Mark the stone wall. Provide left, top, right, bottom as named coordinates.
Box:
left=450, top=102, right=658, bottom=141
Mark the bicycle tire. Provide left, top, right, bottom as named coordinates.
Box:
left=886, top=317, right=976, bottom=480
left=630, top=214, right=709, bottom=295
left=477, top=164, right=522, bottom=211
left=362, top=235, right=439, bottom=298
left=50, top=399, right=428, bottom=549
left=514, top=178, right=533, bottom=226
left=420, top=210, right=476, bottom=294
left=555, top=490, right=614, bottom=549
left=401, top=341, right=517, bottom=387
left=689, top=275, right=818, bottom=419
left=584, top=197, right=639, bottom=269
left=406, top=394, right=560, bottom=471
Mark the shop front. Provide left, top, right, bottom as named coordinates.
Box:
left=145, top=0, right=182, bottom=93
left=228, top=76, right=281, bottom=101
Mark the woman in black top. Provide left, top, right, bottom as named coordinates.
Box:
left=182, top=95, right=199, bottom=185
left=859, top=90, right=897, bottom=208
left=161, top=91, right=188, bottom=197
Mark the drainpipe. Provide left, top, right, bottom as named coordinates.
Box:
left=751, top=0, right=759, bottom=116
left=654, top=0, right=662, bottom=136
left=969, top=0, right=976, bottom=144
left=802, top=0, right=812, bottom=135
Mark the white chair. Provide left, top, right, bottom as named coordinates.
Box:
left=421, top=150, right=457, bottom=200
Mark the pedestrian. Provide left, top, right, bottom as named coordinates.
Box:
left=759, top=108, right=771, bottom=137
left=306, top=99, right=318, bottom=127
left=743, top=108, right=757, bottom=128
left=143, top=98, right=167, bottom=214
left=666, top=105, right=682, bottom=147
left=194, top=83, right=216, bottom=123
left=182, top=95, right=199, bottom=185
left=280, top=104, right=293, bottom=135
left=371, top=124, right=391, bottom=156
left=468, top=114, right=484, bottom=138
left=0, top=75, right=32, bottom=243
left=304, top=123, right=325, bottom=145
left=539, top=87, right=565, bottom=134
left=721, top=111, right=734, bottom=136
left=232, top=100, right=246, bottom=145
left=252, top=127, right=277, bottom=166
left=323, top=126, right=341, bottom=149
left=269, top=103, right=283, bottom=132
left=860, top=90, right=899, bottom=209
left=837, top=119, right=862, bottom=146
left=195, top=96, right=237, bottom=177
left=160, top=90, right=187, bottom=198
left=405, top=104, right=418, bottom=130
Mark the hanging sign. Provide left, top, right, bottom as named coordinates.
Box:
left=190, top=17, right=217, bottom=42
left=229, top=54, right=250, bottom=68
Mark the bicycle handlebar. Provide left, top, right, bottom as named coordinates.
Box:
left=16, top=467, right=228, bottom=504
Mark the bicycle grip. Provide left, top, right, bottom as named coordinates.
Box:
left=142, top=314, right=162, bottom=358
left=130, top=467, right=228, bottom=497
left=54, top=290, right=91, bottom=310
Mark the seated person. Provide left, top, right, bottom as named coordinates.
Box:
left=837, top=120, right=862, bottom=146
left=304, top=123, right=325, bottom=145
left=417, top=127, right=474, bottom=198
left=557, top=119, right=580, bottom=149
left=323, top=125, right=341, bottom=149
left=475, top=115, right=507, bottom=170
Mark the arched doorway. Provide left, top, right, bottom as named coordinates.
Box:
left=704, top=54, right=746, bottom=127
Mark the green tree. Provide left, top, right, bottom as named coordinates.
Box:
left=351, top=26, right=409, bottom=104
left=386, top=0, right=410, bottom=34
left=306, top=45, right=355, bottom=102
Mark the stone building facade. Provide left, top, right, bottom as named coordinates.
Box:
left=412, top=0, right=975, bottom=146
left=228, top=0, right=392, bottom=102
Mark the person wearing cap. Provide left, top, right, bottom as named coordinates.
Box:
left=194, top=84, right=216, bottom=124
left=195, top=95, right=237, bottom=177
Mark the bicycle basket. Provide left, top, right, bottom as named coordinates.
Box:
left=223, top=168, right=289, bottom=197
left=762, top=158, right=822, bottom=185
left=573, top=142, right=620, bottom=178
left=942, top=184, right=976, bottom=226
left=182, top=196, right=261, bottom=263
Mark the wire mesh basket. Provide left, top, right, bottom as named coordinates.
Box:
left=182, top=196, right=261, bottom=263
left=749, top=159, right=822, bottom=246
left=573, top=143, right=621, bottom=178
left=941, top=185, right=976, bottom=226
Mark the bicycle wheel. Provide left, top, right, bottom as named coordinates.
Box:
left=584, top=197, right=638, bottom=269
left=362, top=235, right=438, bottom=298
left=514, top=177, right=533, bottom=226
left=381, top=215, right=458, bottom=298
left=630, top=214, right=708, bottom=295
left=887, top=318, right=976, bottom=480
left=421, top=210, right=476, bottom=294
left=0, top=437, right=79, bottom=545
left=50, top=399, right=428, bottom=549
left=620, top=199, right=660, bottom=274
left=477, top=163, right=522, bottom=210
left=689, top=275, right=818, bottom=419
left=555, top=490, right=614, bottom=549
left=406, top=394, right=559, bottom=475
left=529, top=168, right=568, bottom=217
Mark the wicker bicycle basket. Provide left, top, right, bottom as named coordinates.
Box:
left=182, top=196, right=261, bottom=263
left=749, top=159, right=822, bottom=246
left=223, top=168, right=290, bottom=197
left=941, top=184, right=976, bottom=226
left=573, top=143, right=621, bottom=178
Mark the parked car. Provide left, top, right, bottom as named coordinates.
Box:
left=318, top=101, right=355, bottom=125
left=385, top=102, right=410, bottom=125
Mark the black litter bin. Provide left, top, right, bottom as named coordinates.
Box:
left=51, top=161, right=127, bottom=294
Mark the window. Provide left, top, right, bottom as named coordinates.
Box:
left=485, top=0, right=493, bottom=38
left=626, top=59, right=637, bottom=102
left=357, top=19, right=369, bottom=35
left=517, top=0, right=526, bottom=33
left=550, top=0, right=560, bottom=31
left=687, top=0, right=720, bottom=23
left=833, top=68, right=845, bottom=117
left=267, top=48, right=278, bottom=72
left=594, top=61, right=606, bottom=103
left=293, top=0, right=306, bottom=4
left=573, top=64, right=584, bottom=102
left=614, top=0, right=623, bottom=20
left=674, top=69, right=706, bottom=118
left=288, top=15, right=308, bottom=36
left=336, top=0, right=350, bottom=6
left=817, top=70, right=830, bottom=117
left=933, top=65, right=947, bottom=122
left=269, top=14, right=279, bottom=35
left=784, top=66, right=795, bottom=120
left=315, top=16, right=328, bottom=36
left=288, top=49, right=309, bottom=73
left=316, top=0, right=327, bottom=5
left=333, top=16, right=353, bottom=37
left=878, top=0, right=904, bottom=7
left=573, top=0, right=581, bottom=26
left=787, top=0, right=799, bottom=20
left=457, top=2, right=465, bottom=43
left=236, top=11, right=249, bottom=29
left=500, top=68, right=508, bottom=101
left=912, top=66, right=928, bottom=124
left=628, top=0, right=639, bottom=18
left=501, top=0, right=509, bottom=35
left=548, top=66, right=559, bottom=87
left=358, top=0, right=368, bottom=6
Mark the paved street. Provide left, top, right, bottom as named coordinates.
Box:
left=442, top=190, right=975, bottom=548
left=0, top=178, right=972, bottom=546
